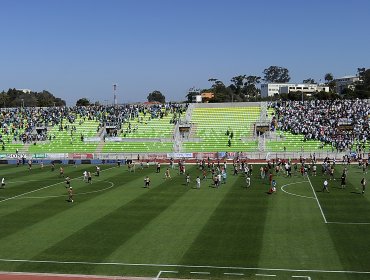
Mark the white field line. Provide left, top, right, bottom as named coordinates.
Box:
left=0, top=271, right=129, bottom=279
left=292, top=276, right=311, bottom=280
left=224, top=272, right=244, bottom=276
left=154, top=270, right=178, bottom=280
left=0, top=166, right=117, bottom=204
left=280, top=181, right=315, bottom=199
left=0, top=259, right=370, bottom=275
left=256, top=274, right=276, bottom=277
left=0, top=181, right=68, bottom=203
left=190, top=271, right=210, bottom=274
left=8, top=181, right=115, bottom=199
left=327, top=221, right=370, bottom=225
left=306, top=175, right=328, bottom=223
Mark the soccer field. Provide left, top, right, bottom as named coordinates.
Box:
left=0, top=162, right=369, bottom=280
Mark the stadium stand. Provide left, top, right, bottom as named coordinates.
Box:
left=28, top=118, right=100, bottom=153
left=182, top=103, right=260, bottom=152
left=269, top=99, right=369, bottom=152
left=0, top=100, right=368, bottom=154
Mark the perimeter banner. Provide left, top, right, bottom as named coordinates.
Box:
left=166, top=153, right=193, bottom=158
left=68, top=153, right=94, bottom=159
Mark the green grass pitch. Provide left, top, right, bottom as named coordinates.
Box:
left=0, top=162, right=369, bottom=279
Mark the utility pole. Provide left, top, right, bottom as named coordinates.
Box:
left=113, top=84, right=117, bottom=107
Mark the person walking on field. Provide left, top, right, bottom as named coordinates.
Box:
left=245, top=176, right=251, bottom=188
left=341, top=173, right=346, bottom=189
left=186, top=174, right=190, bottom=187
left=323, top=179, right=329, bottom=193
left=65, top=176, right=71, bottom=188
left=59, top=167, right=64, bottom=177
left=165, top=168, right=171, bottom=179
left=68, top=187, right=73, bottom=203
left=83, top=170, right=88, bottom=181
left=144, top=176, right=150, bottom=188
left=361, top=177, right=366, bottom=194
left=196, top=176, right=201, bottom=189
left=87, top=171, right=92, bottom=184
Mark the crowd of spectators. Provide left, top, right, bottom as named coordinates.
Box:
left=270, top=99, right=369, bottom=152
left=0, top=103, right=187, bottom=149
left=1, top=100, right=368, bottom=153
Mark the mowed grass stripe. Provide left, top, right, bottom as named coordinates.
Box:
left=0, top=165, right=90, bottom=201
left=0, top=166, right=155, bottom=262
left=311, top=166, right=370, bottom=223
left=258, top=174, right=344, bottom=271
left=99, top=169, right=241, bottom=268
left=0, top=164, right=52, bottom=176
left=180, top=169, right=270, bottom=269
left=318, top=165, right=370, bottom=273
left=0, top=164, right=115, bottom=199
left=327, top=221, right=370, bottom=273
left=0, top=165, right=101, bottom=219
left=0, top=165, right=90, bottom=219
left=0, top=165, right=124, bottom=242
left=15, top=166, right=196, bottom=275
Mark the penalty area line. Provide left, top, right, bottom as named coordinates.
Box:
left=306, top=175, right=327, bottom=224
left=327, top=221, right=370, bottom=225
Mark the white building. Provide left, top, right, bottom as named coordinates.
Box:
left=261, top=83, right=286, bottom=97
left=192, top=95, right=202, bottom=103
left=261, top=83, right=329, bottom=97
left=334, top=75, right=360, bottom=94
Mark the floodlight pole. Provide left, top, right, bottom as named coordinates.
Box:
left=113, top=84, right=117, bottom=107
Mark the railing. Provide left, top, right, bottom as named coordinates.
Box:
left=173, top=121, right=182, bottom=152
left=2, top=150, right=360, bottom=162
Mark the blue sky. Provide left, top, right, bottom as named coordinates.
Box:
left=0, top=0, right=369, bottom=105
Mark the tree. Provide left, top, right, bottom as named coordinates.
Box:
left=357, top=67, right=366, bottom=81
left=76, top=98, right=90, bottom=106
left=263, top=66, right=290, bottom=83
left=242, top=76, right=261, bottom=101
left=324, top=73, right=334, bottom=84
left=353, top=68, right=370, bottom=98
left=302, top=78, right=316, bottom=84
left=324, top=73, right=336, bottom=92
left=341, top=87, right=355, bottom=98
left=210, top=87, right=234, bottom=103
left=147, top=90, right=165, bottom=103
left=230, top=75, right=246, bottom=102
left=206, top=78, right=231, bottom=102
left=314, top=90, right=339, bottom=100
left=0, top=92, right=9, bottom=108
left=0, top=88, right=65, bottom=107
left=186, top=87, right=200, bottom=103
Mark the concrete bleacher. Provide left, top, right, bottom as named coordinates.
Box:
left=2, top=102, right=363, bottom=154
left=28, top=118, right=99, bottom=153
left=0, top=118, right=33, bottom=153
left=182, top=103, right=260, bottom=152
left=100, top=108, right=178, bottom=153
left=102, top=141, right=173, bottom=153
left=265, top=131, right=333, bottom=152
left=119, top=111, right=175, bottom=139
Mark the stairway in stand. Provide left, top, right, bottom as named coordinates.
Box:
left=19, top=142, right=31, bottom=153
left=95, top=140, right=106, bottom=153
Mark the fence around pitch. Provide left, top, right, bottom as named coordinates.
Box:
left=0, top=151, right=361, bottom=165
